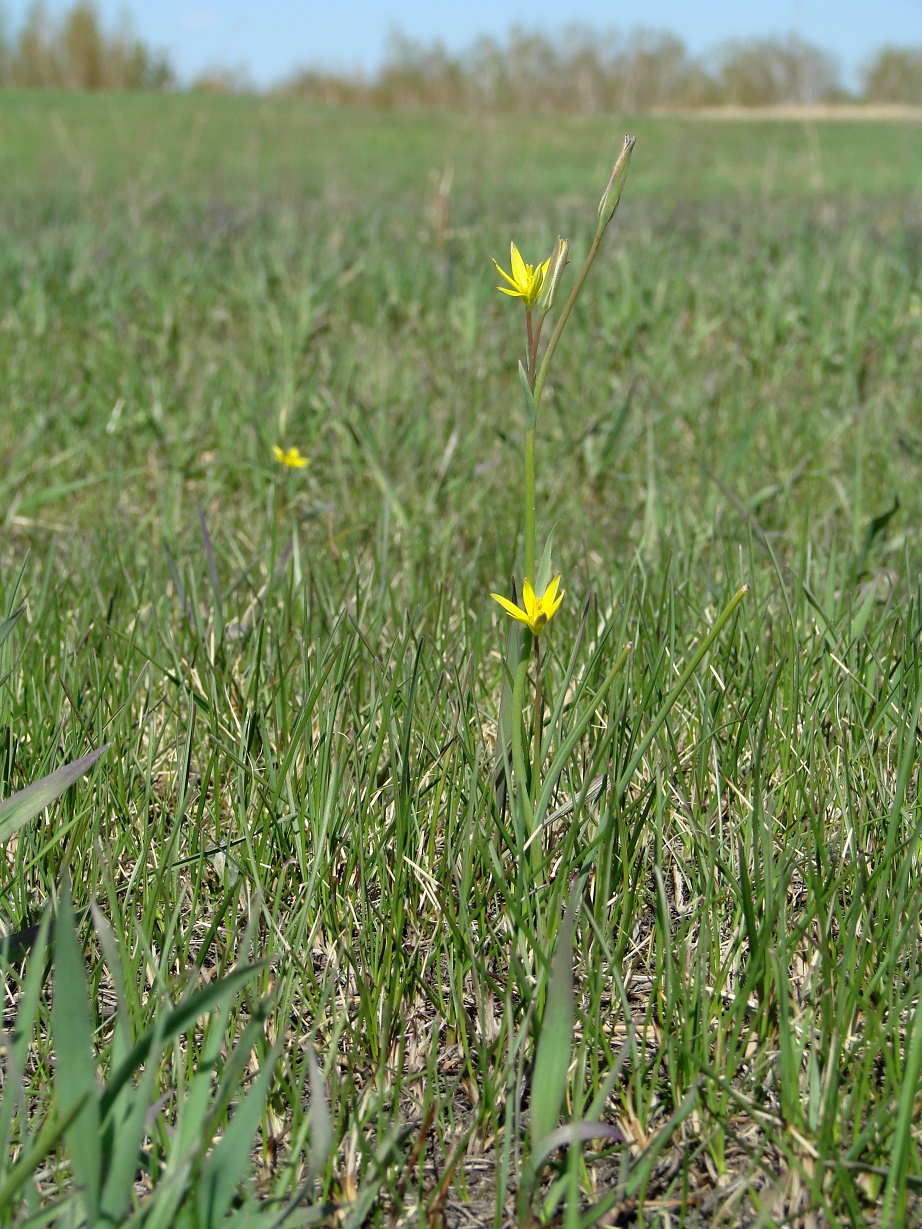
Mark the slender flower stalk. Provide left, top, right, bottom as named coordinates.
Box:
left=490, top=136, right=635, bottom=866
left=524, top=430, right=536, bottom=579
left=534, top=135, right=635, bottom=407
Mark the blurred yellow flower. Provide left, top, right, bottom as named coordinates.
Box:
left=493, top=242, right=550, bottom=309
left=272, top=445, right=308, bottom=469
left=491, top=575, right=564, bottom=635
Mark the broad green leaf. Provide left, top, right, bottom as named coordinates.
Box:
left=518, top=360, right=537, bottom=428
left=0, top=1097, right=87, bottom=1215
left=0, top=606, right=24, bottom=651
left=529, top=893, right=576, bottom=1154
left=173, top=997, right=237, bottom=1159
left=0, top=745, right=110, bottom=843
left=0, top=914, right=51, bottom=1168
left=535, top=528, right=556, bottom=596
left=882, top=995, right=922, bottom=1227
left=99, top=1011, right=169, bottom=1225
left=307, top=1044, right=333, bottom=1185
left=100, top=960, right=269, bottom=1118
left=52, top=879, right=102, bottom=1223
left=528, top=1119, right=624, bottom=1178
left=197, top=1038, right=282, bottom=1229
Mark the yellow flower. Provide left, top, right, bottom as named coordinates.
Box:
left=491, top=575, right=564, bottom=635
left=272, top=444, right=308, bottom=469
left=493, top=242, right=550, bottom=309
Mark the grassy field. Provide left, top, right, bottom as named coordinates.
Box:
left=2, top=94, right=922, bottom=1227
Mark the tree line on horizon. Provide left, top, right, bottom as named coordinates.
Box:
left=1, top=2, right=922, bottom=108
left=0, top=1, right=172, bottom=90
left=283, top=28, right=922, bottom=111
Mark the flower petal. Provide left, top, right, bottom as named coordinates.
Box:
left=510, top=243, right=528, bottom=289
left=522, top=578, right=538, bottom=617
left=491, top=592, right=530, bottom=623
left=493, top=259, right=520, bottom=290
left=542, top=574, right=561, bottom=605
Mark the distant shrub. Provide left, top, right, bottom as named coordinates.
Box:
left=863, top=46, right=922, bottom=105
left=712, top=35, right=842, bottom=106
left=0, top=1, right=173, bottom=90
left=281, top=26, right=724, bottom=114
left=278, top=26, right=860, bottom=113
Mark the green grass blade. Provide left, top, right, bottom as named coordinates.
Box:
left=51, top=878, right=101, bottom=1223
left=529, top=893, right=576, bottom=1155
left=99, top=959, right=269, bottom=1119
left=0, top=1096, right=88, bottom=1215
left=0, top=606, right=24, bottom=650
left=881, top=994, right=922, bottom=1227
left=197, top=1038, right=283, bottom=1229
left=533, top=643, right=632, bottom=830
left=615, top=585, right=748, bottom=800
left=99, top=1011, right=169, bottom=1225
left=306, top=1044, right=333, bottom=1186
left=0, top=913, right=51, bottom=1177
left=0, top=745, right=110, bottom=843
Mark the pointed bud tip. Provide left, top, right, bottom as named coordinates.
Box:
left=597, top=134, right=636, bottom=231
left=539, top=234, right=570, bottom=314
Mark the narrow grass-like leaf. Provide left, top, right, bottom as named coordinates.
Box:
left=0, top=744, right=110, bottom=843
left=52, top=879, right=102, bottom=1223
left=529, top=893, right=576, bottom=1154
left=533, top=643, right=632, bottom=831
left=306, top=1044, right=333, bottom=1186
left=528, top=1120, right=624, bottom=1177
left=0, top=606, right=24, bottom=650
left=0, top=913, right=51, bottom=1175
left=100, top=960, right=269, bottom=1117
left=99, top=1010, right=169, bottom=1226
left=0, top=1096, right=87, bottom=1214
left=615, top=585, right=748, bottom=800
left=198, top=1038, right=283, bottom=1229
left=535, top=528, right=556, bottom=595
left=578, top=1081, right=700, bottom=1228
left=518, top=360, right=537, bottom=429
left=881, top=994, right=922, bottom=1227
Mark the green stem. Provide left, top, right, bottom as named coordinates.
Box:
left=512, top=638, right=535, bottom=837
left=532, top=634, right=542, bottom=799
left=529, top=310, right=544, bottom=380
left=533, top=225, right=605, bottom=408
left=523, top=304, right=538, bottom=580
left=524, top=427, right=536, bottom=581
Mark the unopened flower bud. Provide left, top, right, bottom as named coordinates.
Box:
left=598, top=134, right=635, bottom=232
left=538, top=236, right=569, bottom=314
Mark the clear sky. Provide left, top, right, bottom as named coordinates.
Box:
left=3, top=0, right=921, bottom=87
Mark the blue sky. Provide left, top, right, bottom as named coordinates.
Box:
left=3, top=0, right=921, bottom=87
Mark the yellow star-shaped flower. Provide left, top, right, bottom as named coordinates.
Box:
left=491, top=575, right=564, bottom=635
left=493, top=242, right=550, bottom=309
left=272, top=444, right=308, bottom=469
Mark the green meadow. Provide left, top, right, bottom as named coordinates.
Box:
left=3, top=95, right=922, bottom=1227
